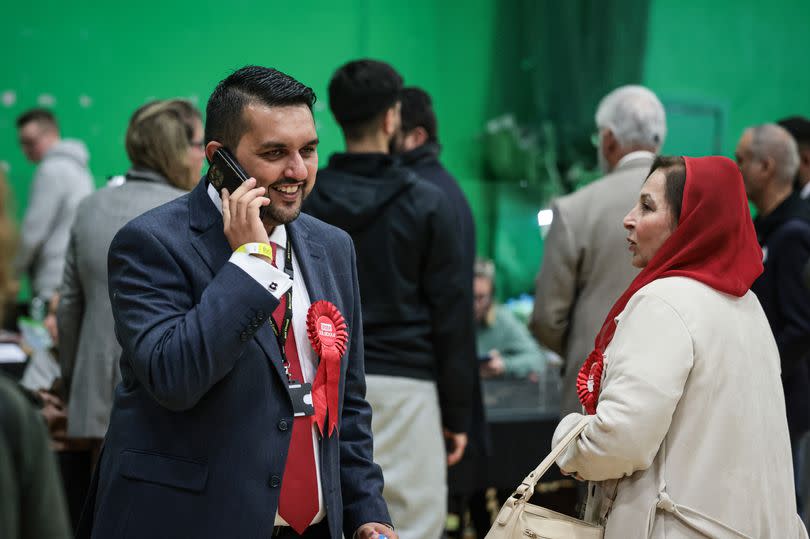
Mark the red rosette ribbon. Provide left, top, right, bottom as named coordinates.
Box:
left=576, top=349, right=604, bottom=415
left=306, top=300, right=348, bottom=437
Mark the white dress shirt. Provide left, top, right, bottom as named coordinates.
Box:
left=207, top=184, right=325, bottom=526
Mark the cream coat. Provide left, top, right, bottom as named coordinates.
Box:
left=553, top=277, right=807, bottom=538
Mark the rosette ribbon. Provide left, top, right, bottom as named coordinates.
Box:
left=576, top=349, right=604, bottom=415
left=306, top=300, right=348, bottom=437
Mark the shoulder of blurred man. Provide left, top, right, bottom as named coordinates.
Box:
left=553, top=152, right=655, bottom=219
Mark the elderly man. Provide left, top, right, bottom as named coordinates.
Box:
left=736, top=124, right=810, bottom=513
left=530, top=85, right=666, bottom=416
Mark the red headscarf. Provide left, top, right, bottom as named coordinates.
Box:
left=577, top=156, right=764, bottom=414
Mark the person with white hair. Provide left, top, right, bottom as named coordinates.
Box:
left=736, top=123, right=810, bottom=516
left=530, top=84, right=667, bottom=417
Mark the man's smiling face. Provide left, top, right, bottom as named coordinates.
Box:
left=233, top=102, right=319, bottom=228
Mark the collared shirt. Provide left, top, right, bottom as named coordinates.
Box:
left=617, top=150, right=656, bottom=169
left=801, top=181, right=810, bottom=200
left=207, top=184, right=326, bottom=527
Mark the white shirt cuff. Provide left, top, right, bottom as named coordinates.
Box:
left=228, top=252, right=292, bottom=300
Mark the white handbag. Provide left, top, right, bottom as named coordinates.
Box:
left=485, top=416, right=603, bottom=539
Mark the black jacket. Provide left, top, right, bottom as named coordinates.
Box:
left=400, top=143, right=491, bottom=489
left=304, top=153, right=474, bottom=432
left=400, top=143, right=477, bottom=282
left=752, top=191, right=810, bottom=439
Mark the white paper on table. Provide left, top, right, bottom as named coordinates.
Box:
left=0, top=342, right=26, bottom=363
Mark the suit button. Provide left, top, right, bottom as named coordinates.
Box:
left=257, top=310, right=266, bottom=319
left=269, top=475, right=281, bottom=488
left=240, top=331, right=249, bottom=342
left=278, top=420, right=289, bottom=431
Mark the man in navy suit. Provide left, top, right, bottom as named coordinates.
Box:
left=81, top=66, right=395, bottom=539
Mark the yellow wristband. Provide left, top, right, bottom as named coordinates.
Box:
left=235, top=242, right=275, bottom=260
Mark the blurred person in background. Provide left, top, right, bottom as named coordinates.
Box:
left=51, top=99, right=201, bottom=527
left=0, top=372, right=72, bottom=539
left=474, top=259, right=547, bottom=380
left=0, top=168, right=18, bottom=324
left=393, top=87, right=489, bottom=538
left=15, top=109, right=93, bottom=303
left=57, top=99, right=202, bottom=455
left=0, top=167, right=71, bottom=539
left=736, top=123, right=810, bottom=516
left=778, top=116, right=810, bottom=199
left=530, top=85, right=666, bottom=417
left=304, top=59, right=473, bottom=539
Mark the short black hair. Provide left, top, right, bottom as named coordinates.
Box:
left=16, top=108, right=58, bottom=130
left=328, top=59, right=403, bottom=140
left=205, top=65, right=316, bottom=148
left=778, top=116, right=810, bottom=147
left=647, top=155, right=686, bottom=224
left=400, top=87, right=438, bottom=143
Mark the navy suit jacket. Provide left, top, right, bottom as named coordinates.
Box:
left=85, top=179, right=390, bottom=538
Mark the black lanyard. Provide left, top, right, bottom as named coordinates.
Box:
left=268, top=237, right=297, bottom=384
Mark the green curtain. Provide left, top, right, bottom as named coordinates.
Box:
left=485, top=0, right=651, bottom=301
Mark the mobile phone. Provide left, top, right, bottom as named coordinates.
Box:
left=208, top=147, right=250, bottom=195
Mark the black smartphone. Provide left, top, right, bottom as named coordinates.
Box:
left=208, top=147, right=250, bottom=195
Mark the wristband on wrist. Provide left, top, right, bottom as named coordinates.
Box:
left=235, top=242, right=275, bottom=261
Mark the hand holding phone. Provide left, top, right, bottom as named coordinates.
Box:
left=211, top=148, right=272, bottom=251
left=208, top=148, right=250, bottom=195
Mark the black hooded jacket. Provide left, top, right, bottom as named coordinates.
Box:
left=752, top=191, right=810, bottom=439
left=303, top=153, right=473, bottom=432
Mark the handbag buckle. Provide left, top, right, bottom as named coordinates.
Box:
left=515, top=483, right=533, bottom=501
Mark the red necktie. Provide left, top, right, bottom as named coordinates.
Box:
left=272, top=244, right=319, bottom=534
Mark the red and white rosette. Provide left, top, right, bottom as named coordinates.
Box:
left=306, top=301, right=348, bottom=436
left=576, top=349, right=604, bottom=415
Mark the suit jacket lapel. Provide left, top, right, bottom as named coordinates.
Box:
left=188, top=180, right=232, bottom=275
left=288, top=218, right=328, bottom=305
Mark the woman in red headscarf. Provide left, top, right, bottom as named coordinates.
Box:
left=552, top=156, right=807, bottom=538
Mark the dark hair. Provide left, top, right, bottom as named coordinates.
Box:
left=647, top=155, right=686, bottom=224
left=400, top=87, right=438, bottom=143
left=328, top=59, right=403, bottom=140
left=778, top=116, right=810, bottom=147
left=16, top=108, right=58, bottom=131
left=205, top=65, right=316, bottom=148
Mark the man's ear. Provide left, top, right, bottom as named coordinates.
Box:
left=402, top=127, right=429, bottom=152
left=205, top=141, right=223, bottom=164
left=382, top=105, right=400, bottom=137
left=800, top=147, right=810, bottom=168
left=761, top=156, right=777, bottom=178
left=410, top=126, right=429, bottom=147
left=602, top=129, right=618, bottom=156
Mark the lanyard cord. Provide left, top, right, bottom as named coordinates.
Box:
left=268, top=237, right=297, bottom=384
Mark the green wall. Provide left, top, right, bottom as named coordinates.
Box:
left=644, top=0, right=810, bottom=157
left=3, top=1, right=810, bottom=301
left=0, top=0, right=494, bottom=244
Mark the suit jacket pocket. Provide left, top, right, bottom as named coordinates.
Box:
left=120, top=449, right=208, bottom=492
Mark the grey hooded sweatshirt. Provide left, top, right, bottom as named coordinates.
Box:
left=15, top=139, right=94, bottom=299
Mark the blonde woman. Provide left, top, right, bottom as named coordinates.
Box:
left=56, top=99, right=203, bottom=451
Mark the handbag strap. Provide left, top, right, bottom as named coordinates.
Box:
left=514, top=415, right=590, bottom=499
